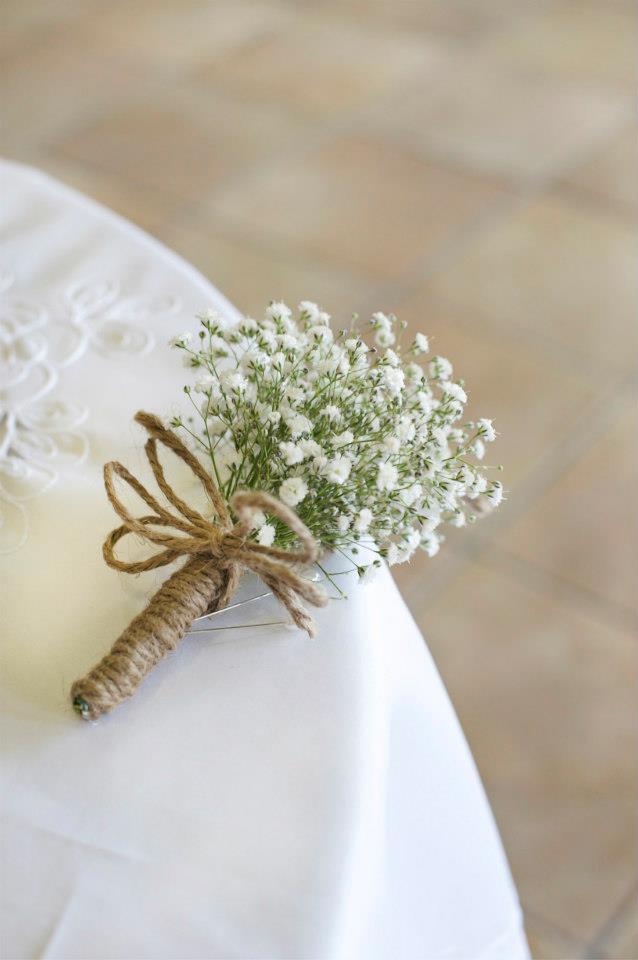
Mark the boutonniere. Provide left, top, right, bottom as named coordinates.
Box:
left=72, top=302, right=502, bottom=720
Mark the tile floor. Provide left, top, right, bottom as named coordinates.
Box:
left=2, top=1, right=636, bottom=956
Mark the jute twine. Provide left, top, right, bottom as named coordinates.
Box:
left=71, top=411, right=327, bottom=721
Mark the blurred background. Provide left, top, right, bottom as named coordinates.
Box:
left=2, top=1, right=636, bottom=957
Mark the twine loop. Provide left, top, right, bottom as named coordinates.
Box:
left=103, top=411, right=328, bottom=626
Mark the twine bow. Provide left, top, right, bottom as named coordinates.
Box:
left=70, top=411, right=327, bottom=720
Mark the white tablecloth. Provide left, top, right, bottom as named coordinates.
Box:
left=0, top=160, right=529, bottom=960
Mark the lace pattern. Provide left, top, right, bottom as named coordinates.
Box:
left=0, top=272, right=180, bottom=552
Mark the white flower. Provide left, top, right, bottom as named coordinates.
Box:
left=472, top=438, right=486, bottom=460
left=257, top=523, right=276, bottom=546
left=325, top=455, right=352, bottom=485
left=359, top=562, right=381, bottom=584
left=308, top=325, right=333, bottom=344
left=416, top=391, right=433, bottom=415
left=396, top=416, right=415, bottom=443
left=384, top=349, right=400, bottom=366
left=485, top=480, right=504, bottom=507
left=371, top=311, right=392, bottom=330
left=286, top=413, right=313, bottom=437
left=405, top=362, right=424, bottom=383
left=299, top=438, right=322, bottom=459
left=298, top=300, right=321, bottom=322
left=322, top=404, right=341, bottom=422
left=449, top=510, right=466, bottom=528
left=413, top=332, right=429, bottom=354
left=421, top=533, right=441, bottom=557
left=377, top=462, right=398, bottom=491
left=266, top=301, right=292, bottom=321
left=468, top=473, right=488, bottom=498
left=386, top=543, right=400, bottom=566
left=194, top=372, right=214, bottom=392
left=221, top=369, right=247, bottom=393
left=443, top=381, right=467, bottom=404
left=345, top=338, right=359, bottom=351
left=375, top=328, right=396, bottom=348
left=336, top=513, right=351, bottom=534
left=267, top=410, right=281, bottom=425
left=477, top=418, right=496, bottom=442
left=381, top=366, right=405, bottom=396
left=250, top=509, right=267, bottom=530
left=279, top=333, right=299, bottom=351
left=239, top=316, right=259, bottom=334
left=279, top=441, right=304, bottom=466
left=400, top=482, right=422, bottom=507
left=354, top=508, right=373, bottom=533
left=169, top=331, right=192, bottom=347
left=333, top=430, right=354, bottom=448
left=382, top=435, right=401, bottom=454
left=279, top=476, right=308, bottom=507
left=429, top=355, right=453, bottom=381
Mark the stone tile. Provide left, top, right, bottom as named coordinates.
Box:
left=209, top=135, right=508, bottom=281
left=74, top=0, right=288, bottom=71
left=391, top=297, right=599, bottom=492
left=24, top=154, right=181, bottom=235
left=560, top=127, right=638, bottom=215
left=1, top=30, right=151, bottom=152
left=309, top=0, right=537, bottom=38
left=160, top=220, right=372, bottom=320
left=0, top=0, right=94, bottom=58
left=525, top=916, right=587, bottom=959
left=419, top=561, right=638, bottom=942
left=599, top=891, right=638, bottom=959
left=195, top=11, right=432, bottom=117
left=482, top=2, right=638, bottom=91
left=392, top=540, right=471, bottom=617
left=500, top=409, right=638, bottom=619
left=359, top=49, right=631, bottom=181
left=52, top=90, right=309, bottom=202
left=423, top=194, right=638, bottom=373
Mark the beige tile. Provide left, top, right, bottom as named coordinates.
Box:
left=423, top=194, right=638, bottom=372
left=312, top=0, right=535, bottom=38
left=359, top=50, right=631, bottom=181
left=500, top=409, right=638, bottom=619
left=1, top=30, right=151, bottom=152
left=392, top=298, right=599, bottom=492
left=560, top=127, right=638, bottom=215
left=195, top=12, right=432, bottom=117
left=52, top=90, right=309, bottom=202
left=392, top=540, right=471, bottom=615
left=160, top=219, right=372, bottom=320
left=23, top=153, right=181, bottom=235
left=209, top=135, right=508, bottom=281
left=599, top=892, right=638, bottom=959
left=525, top=916, right=587, bottom=959
left=482, top=2, right=638, bottom=91
left=73, top=0, right=288, bottom=71
left=0, top=0, right=93, bottom=58
left=419, top=561, right=638, bottom=941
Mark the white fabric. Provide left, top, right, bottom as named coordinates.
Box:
left=0, top=160, right=529, bottom=960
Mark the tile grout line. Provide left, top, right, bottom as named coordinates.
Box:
left=400, top=371, right=636, bottom=627
left=479, top=543, right=638, bottom=638
left=584, top=882, right=638, bottom=959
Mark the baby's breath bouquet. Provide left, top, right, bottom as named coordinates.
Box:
left=71, top=299, right=502, bottom=721
left=170, top=301, right=502, bottom=584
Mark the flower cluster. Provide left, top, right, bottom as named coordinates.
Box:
left=169, top=302, right=502, bottom=581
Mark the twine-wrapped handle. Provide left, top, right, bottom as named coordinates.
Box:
left=71, top=412, right=327, bottom=721
left=71, top=557, right=236, bottom=720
